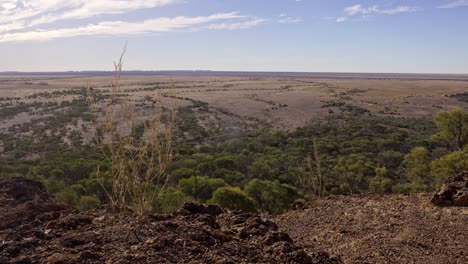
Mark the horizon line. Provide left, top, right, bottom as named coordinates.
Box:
left=1, top=70, right=468, bottom=76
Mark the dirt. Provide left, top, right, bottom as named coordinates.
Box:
left=275, top=194, right=468, bottom=264
left=0, top=178, right=340, bottom=264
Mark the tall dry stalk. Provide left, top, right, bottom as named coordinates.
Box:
left=87, top=45, right=175, bottom=215
left=300, top=138, right=324, bottom=198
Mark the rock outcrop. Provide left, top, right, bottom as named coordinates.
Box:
left=0, top=177, right=341, bottom=264
left=431, top=171, right=468, bottom=206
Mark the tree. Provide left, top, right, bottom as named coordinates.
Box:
left=431, top=147, right=468, bottom=187
left=369, top=167, right=391, bottom=193
left=432, top=108, right=468, bottom=150
left=333, top=154, right=375, bottom=194
left=402, top=147, right=431, bottom=190
left=209, top=187, right=256, bottom=212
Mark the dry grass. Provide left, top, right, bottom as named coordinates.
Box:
left=87, top=47, right=176, bottom=215
left=299, top=138, right=324, bottom=198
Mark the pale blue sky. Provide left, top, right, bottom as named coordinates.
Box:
left=0, top=0, right=467, bottom=73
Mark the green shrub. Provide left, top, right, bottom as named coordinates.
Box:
left=45, top=177, right=66, bottom=194
left=152, top=188, right=193, bottom=214
left=54, top=189, right=79, bottom=206
left=244, top=179, right=298, bottom=213
left=209, top=187, right=256, bottom=212
left=171, top=168, right=194, bottom=180
left=178, top=176, right=229, bottom=202
left=392, top=182, right=428, bottom=194
left=368, top=177, right=391, bottom=194
left=431, top=148, right=468, bottom=187
left=77, top=195, right=101, bottom=211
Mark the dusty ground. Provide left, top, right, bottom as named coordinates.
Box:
left=1, top=74, right=467, bottom=131
left=275, top=194, right=468, bottom=264
left=0, top=178, right=340, bottom=264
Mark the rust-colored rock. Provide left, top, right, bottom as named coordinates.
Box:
left=431, top=171, right=468, bottom=206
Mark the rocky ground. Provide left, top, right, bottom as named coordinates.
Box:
left=0, top=178, right=340, bottom=264
left=275, top=194, right=468, bottom=264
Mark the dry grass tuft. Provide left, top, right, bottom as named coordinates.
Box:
left=87, top=45, right=176, bottom=215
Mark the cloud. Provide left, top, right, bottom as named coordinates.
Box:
left=336, top=17, right=347, bottom=23
left=0, top=13, right=264, bottom=43
left=338, top=4, right=416, bottom=22
left=344, top=4, right=416, bottom=16
left=0, top=1, right=266, bottom=43
left=278, top=17, right=303, bottom=24
left=0, top=0, right=180, bottom=31
left=438, top=0, right=468, bottom=8
left=206, top=18, right=266, bottom=30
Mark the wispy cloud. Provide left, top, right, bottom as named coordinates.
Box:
left=438, top=0, right=468, bottom=8
left=337, top=4, right=416, bottom=22
left=206, top=18, right=266, bottom=30
left=0, top=0, right=180, bottom=28
left=279, top=17, right=303, bottom=24
left=0, top=13, right=264, bottom=43
left=277, top=14, right=303, bottom=24
left=0, top=1, right=265, bottom=43
left=336, top=17, right=347, bottom=23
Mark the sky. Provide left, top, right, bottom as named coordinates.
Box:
left=0, top=0, right=467, bottom=73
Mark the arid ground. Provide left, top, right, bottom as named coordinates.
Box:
left=1, top=73, right=467, bottom=133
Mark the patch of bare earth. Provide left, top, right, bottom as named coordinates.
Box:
left=275, top=194, right=468, bottom=264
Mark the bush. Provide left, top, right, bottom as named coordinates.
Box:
left=244, top=179, right=298, bottom=213
left=368, top=177, right=391, bottom=193
left=45, top=177, right=66, bottom=194
left=152, top=188, right=193, bottom=214
left=392, top=182, right=428, bottom=194
left=171, top=168, right=194, bottom=180
left=77, top=195, right=101, bottom=211
left=54, top=189, right=79, bottom=206
left=209, top=187, right=256, bottom=212
left=178, top=176, right=229, bottom=202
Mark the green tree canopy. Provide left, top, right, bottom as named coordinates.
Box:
left=432, top=107, right=468, bottom=150
left=403, top=147, right=431, bottom=188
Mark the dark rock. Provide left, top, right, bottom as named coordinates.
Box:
left=263, top=231, right=293, bottom=246
left=0, top=178, right=67, bottom=231
left=180, top=203, right=224, bottom=216
left=60, top=237, right=86, bottom=248
left=431, top=171, right=468, bottom=207
left=55, top=214, right=92, bottom=230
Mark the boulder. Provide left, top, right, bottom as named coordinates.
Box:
left=431, top=171, right=468, bottom=206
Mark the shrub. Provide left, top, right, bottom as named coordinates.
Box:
left=392, top=182, right=428, bottom=194
left=244, top=179, right=298, bottom=213
left=368, top=176, right=391, bottom=193
left=178, top=176, right=229, bottom=202
left=209, top=187, right=256, bottom=212
left=54, top=189, right=79, bottom=206
left=431, top=147, right=468, bottom=187
left=78, top=195, right=101, bottom=211
left=44, top=177, right=66, bottom=194
left=152, top=188, right=193, bottom=214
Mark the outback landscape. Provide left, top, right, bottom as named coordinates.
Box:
left=0, top=71, right=467, bottom=263
left=2, top=1, right=468, bottom=263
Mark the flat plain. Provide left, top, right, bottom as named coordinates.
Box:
left=1, top=73, right=467, bottom=133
